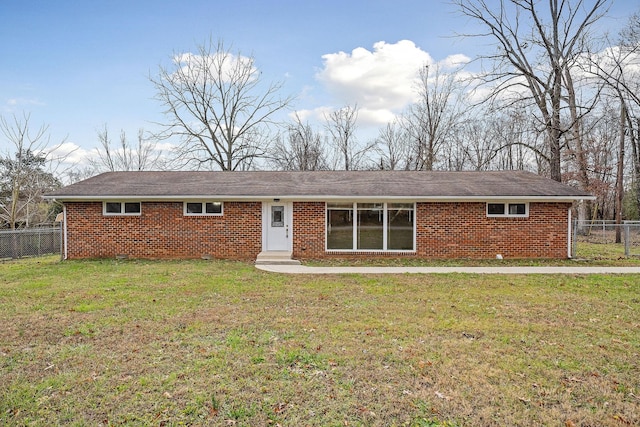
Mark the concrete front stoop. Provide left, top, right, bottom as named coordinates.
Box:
left=255, top=251, right=301, bottom=265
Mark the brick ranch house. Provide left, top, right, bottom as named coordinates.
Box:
left=45, top=170, right=593, bottom=262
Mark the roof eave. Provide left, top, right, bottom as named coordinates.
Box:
left=44, top=194, right=595, bottom=202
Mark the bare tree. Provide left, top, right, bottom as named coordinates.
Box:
left=454, top=116, right=498, bottom=171
left=568, top=104, right=621, bottom=221
left=269, top=114, right=329, bottom=170
left=0, top=113, right=62, bottom=229
left=150, top=38, right=292, bottom=171
left=89, top=125, right=161, bottom=172
left=585, top=10, right=640, bottom=219
left=325, top=105, right=374, bottom=170
left=375, top=119, right=411, bottom=170
left=620, top=11, right=640, bottom=220
left=404, top=63, right=467, bottom=170
left=453, top=0, right=611, bottom=182
left=490, top=108, right=548, bottom=173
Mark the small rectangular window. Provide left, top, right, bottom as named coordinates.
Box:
left=205, top=202, right=222, bottom=214
left=487, top=203, right=505, bottom=215
left=509, top=203, right=526, bottom=215
left=105, top=202, right=122, bottom=214
left=124, top=202, right=141, bottom=214
left=487, top=202, right=528, bottom=217
left=184, top=202, right=223, bottom=216
left=271, top=205, right=284, bottom=227
left=186, top=203, right=203, bottom=214
left=104, top=202, right=141, bottom=216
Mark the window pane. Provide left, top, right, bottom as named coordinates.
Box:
left=389, top=203, right=413, bottom=210
left=327, top=208, right=353, bottom=249
left=487, top=203, right=505, bottom=215
left=509, top=203, right=526, bottom=215
left=105, top=202, right=121, bottom=214
left=327, top=202, right=353, bottom=209
left=357, top=207, right=383, bottom=250
left=388, top=207, right=414, bottom=250
left=206, top=202, right=222, bottom=214
left=186, top=203, right=202, bottom=214
left=124, top=203, right=140, bottom=213
left=271, top=206, right=284, bottom=227
left=358, top=203, right=383, bottom=210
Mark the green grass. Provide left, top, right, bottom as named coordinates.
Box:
left=306, top=241, right=640, bottom=266
left=1, top=256, right=639, bottom=426
left=574, top=240, right=640, bottom=260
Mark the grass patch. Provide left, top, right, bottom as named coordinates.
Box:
left=1, top=256, right=639, bottom=425
left=304, top=241, right=640, bottom=267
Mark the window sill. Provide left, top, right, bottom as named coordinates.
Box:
left=326, top=250, right=416, bottom=255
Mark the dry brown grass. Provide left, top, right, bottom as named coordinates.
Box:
left=1, top=256, right=639, bottom=426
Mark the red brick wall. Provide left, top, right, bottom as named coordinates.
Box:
left=292, top=202, right=325, bottom=259
left=415, top=202, right=571, bottom=259
left=292, top=201, right=571, bottom=259
left=64, top=201, right=262, bottom=260
left=64, top=200, right=571, bottom=260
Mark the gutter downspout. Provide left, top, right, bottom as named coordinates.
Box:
left=63, top=204, right=68, bottom=260
left=567, top=207, right=572, bottom=259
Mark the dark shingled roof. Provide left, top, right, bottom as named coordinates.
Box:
left=46, top=170, right=593, bottom=201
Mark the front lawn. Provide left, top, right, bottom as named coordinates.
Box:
left=1, top=257, right=638, bottom=426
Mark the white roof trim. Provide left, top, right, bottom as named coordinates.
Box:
left=45, top=194, right=594, bottom=202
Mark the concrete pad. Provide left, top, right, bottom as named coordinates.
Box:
left=255, top=265, right=640, bottom=274
left=255, top=251, right=301, bottom=265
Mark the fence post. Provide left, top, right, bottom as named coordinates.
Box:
left=624, top=222, right=630, bottom=257
left=572, top=219, right=578, bottom=258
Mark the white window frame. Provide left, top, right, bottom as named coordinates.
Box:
left=486, top=202, right=529, bottom=218
left=183, top=201, right=224, bottom=216
left=103, top=201, right=141, bottom=216
left=326, top=202, right=416, bottom=252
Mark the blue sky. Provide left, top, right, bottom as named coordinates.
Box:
left=1, top=0, right=638, bottom=166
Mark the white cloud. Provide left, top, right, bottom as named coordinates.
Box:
left=357, top=107, right=398, bottom=128
left=579, top=46, right=640, bottom=78
left=314, top=40, right=472, bottom=128
left=316, top=40, right=431, bottom=112
left=290, top=106, right=333, bottom=123
left=439, top=53, right=472, bottom=70
left=47, top=141, right=90, bottom=165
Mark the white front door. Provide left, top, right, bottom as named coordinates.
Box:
left=264, top=202, right=292, bottom=251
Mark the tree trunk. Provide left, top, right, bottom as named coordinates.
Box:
left=548, top=38, right=563, bottom=183
left=615, top=103, right=626, bottom=243
left=564, top=69, right=593, bottom=217
left=632, top=118, right=640, bottom=217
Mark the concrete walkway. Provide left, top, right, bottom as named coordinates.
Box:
left=255, top=264, right=640, bottom=275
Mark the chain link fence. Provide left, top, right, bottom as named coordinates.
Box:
left=572, top=220, right=640, bottom=258
left=0, top=226, right=62, bottom=260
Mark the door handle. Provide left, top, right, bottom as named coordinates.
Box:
left=286, top=225, right=289, bottom=238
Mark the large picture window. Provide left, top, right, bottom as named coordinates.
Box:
left=327, top=202, right=415, bottom=251
left=326, top=203, right=354, bottom=249
left=357, top=203, right=384, bottom=249
left=387, top=203, right=414, bottom=250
